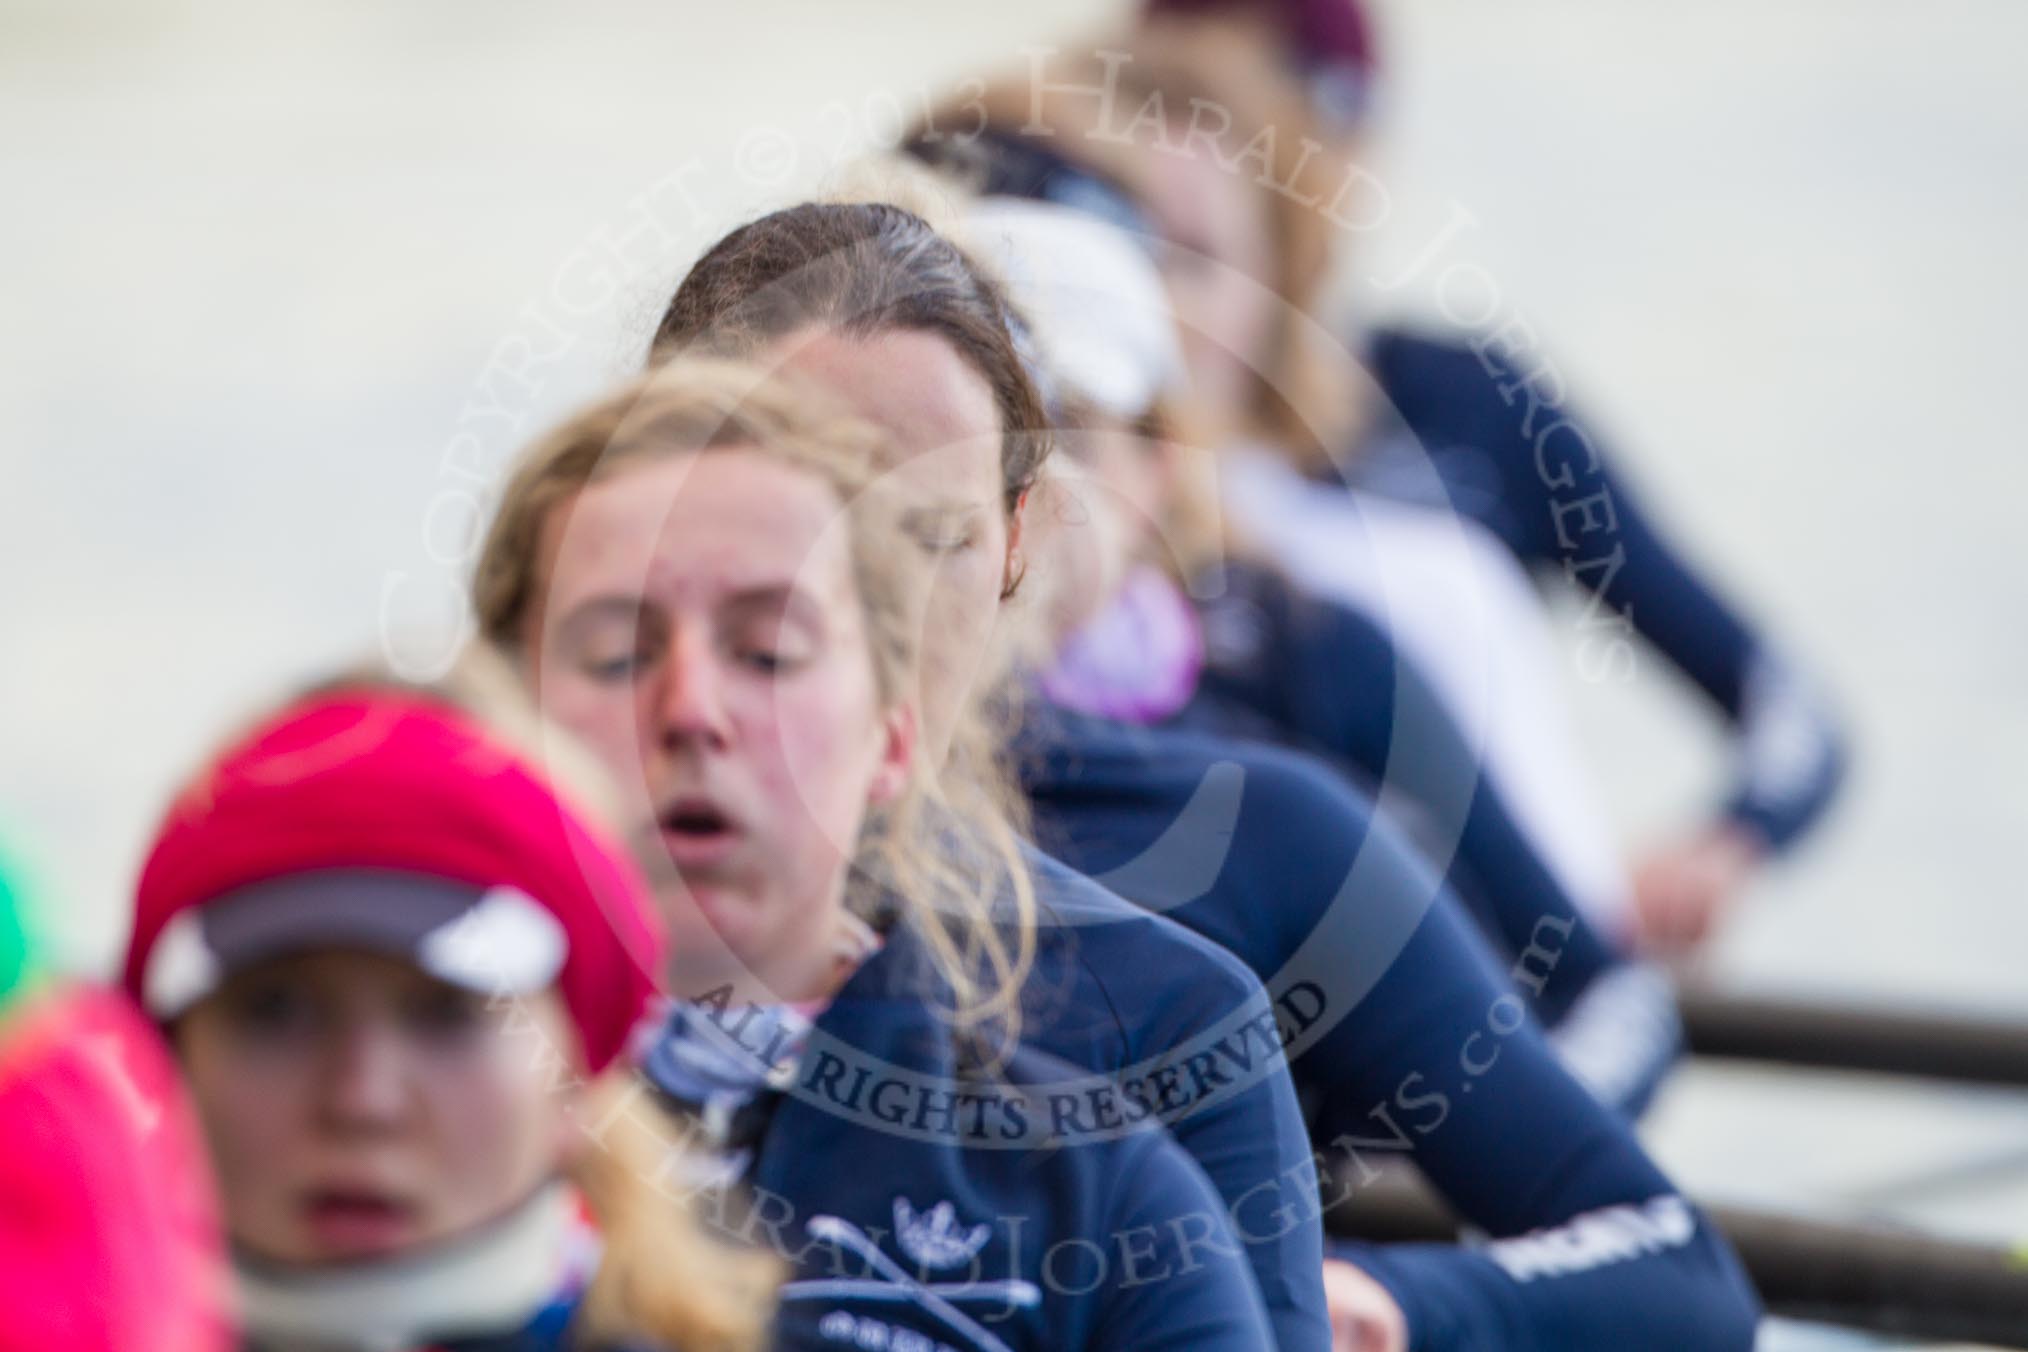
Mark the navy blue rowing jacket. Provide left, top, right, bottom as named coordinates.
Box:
left=1017, top=707, right=1762, bottom=1350
left=1010, top=843, right=1328, bottom=1348
left=1180, top=558, right=1681, bottom=1114
left=660, top=923, right=1276, bottom=1351
left=1358, top=327, right=1848, bottom=852
left=638, top=846, right=1326, bottom=1349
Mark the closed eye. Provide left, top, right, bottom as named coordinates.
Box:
left=904, top=509, right=982, bottom=554
left=553, top=599, right=665, bottom=685
left=724, top=590, right=820, bottom=673
left=584, top=651, right=646, bottom=682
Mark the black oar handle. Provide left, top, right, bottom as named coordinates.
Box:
left=1713, top=1203, right=2028, bottom=1346
left=1678, top=988, right=2028, bottom=1089
left=1328, top=1175, right=2028, bottom=1347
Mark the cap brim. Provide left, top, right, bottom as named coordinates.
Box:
left=142, top=870, right=568, bottom=1018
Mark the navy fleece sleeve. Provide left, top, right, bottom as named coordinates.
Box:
left=1193, top=582, right=1681, bottom=1113
left=1268, top=774, right=1757, bottom=1350
left=1087, top=1133, right=1278, bottom=1350
left=1368, top=329, right=1848, bottom=852
left=1151, top=753, right=1756, bottom=1350
left=1021, top=724, right=1758, bottom=1347
left=1296, top=601, right=1681, bottom=1112
left=1023, top=849, right=1329, bottom=1351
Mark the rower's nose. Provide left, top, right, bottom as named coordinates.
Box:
left=652, top=627, right=732, bottom=753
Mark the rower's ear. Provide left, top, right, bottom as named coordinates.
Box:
left=999, top=489, right=1029, bottom=601
left=867, top=701, right=916, bottom=808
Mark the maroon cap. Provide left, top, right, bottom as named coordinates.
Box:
left=1142, top=0, right=1380, bottom=130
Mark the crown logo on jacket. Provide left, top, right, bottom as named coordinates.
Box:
left=893, top=1197, right=992, bottom=1272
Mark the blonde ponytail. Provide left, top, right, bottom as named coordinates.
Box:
left=569, top=1074, right=782, bottom=1352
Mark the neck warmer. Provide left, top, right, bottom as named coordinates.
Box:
left=1039, top=565, right=1205, bottom=724
left=636, top=916, right=883, bottom=1179
left=236, top=1181, right=586, bottom=1352
left=635, top=994, right=823, bottom=1189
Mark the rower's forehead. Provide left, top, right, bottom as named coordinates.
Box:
left=767, top=327, right=1003, bottom=493
left=541, top=449, right=855, bottom=605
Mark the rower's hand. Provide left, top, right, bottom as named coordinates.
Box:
left=1631, top=822, right=1764, bottom=958
left=1323, top=1258, right=1408, bottom=1352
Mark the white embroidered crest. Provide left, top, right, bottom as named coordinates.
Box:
left=893, top=1197, right=992, bottom=1272
left=784, top=1214, right=1037, bottom=1352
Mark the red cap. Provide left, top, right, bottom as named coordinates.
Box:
left=123, top=691, right=665, bottom=1073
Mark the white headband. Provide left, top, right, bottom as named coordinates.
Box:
left=964, top=197, right=1184, bottom=422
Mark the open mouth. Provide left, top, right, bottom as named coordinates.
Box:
left=656, top=797, right=742, bottom=868
left=300, top=1187, right=419, bottom=1258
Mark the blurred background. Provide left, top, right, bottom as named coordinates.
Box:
left=3, top=0, right=2025, bottom=1332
